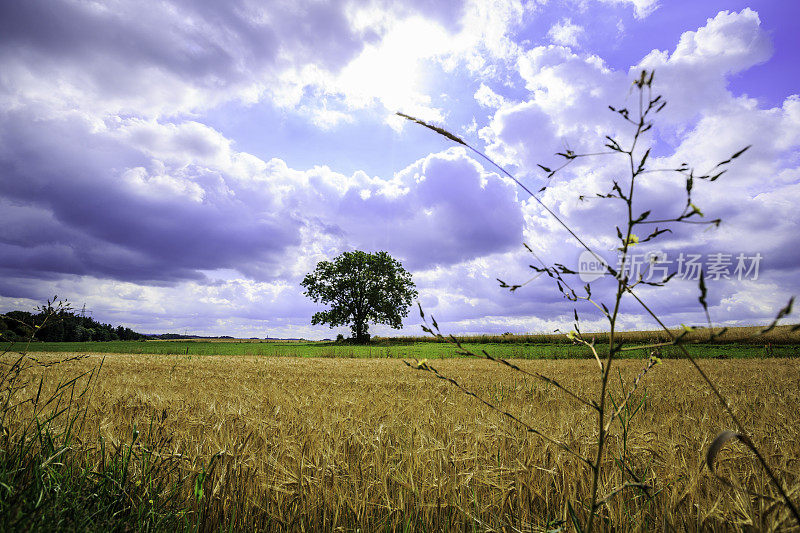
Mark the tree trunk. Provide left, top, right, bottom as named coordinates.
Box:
left=352, top=319, right=369, bottom=344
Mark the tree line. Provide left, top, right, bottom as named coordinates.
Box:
left=0, top=306, right=146, bottom=342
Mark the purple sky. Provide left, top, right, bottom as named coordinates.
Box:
left=1, top=0, right=798, bottom=338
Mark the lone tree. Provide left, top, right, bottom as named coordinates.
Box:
left=301, top=250, right=417, bottom=343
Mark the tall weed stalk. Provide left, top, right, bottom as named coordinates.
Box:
left=401, top=70, right=799, bottom=530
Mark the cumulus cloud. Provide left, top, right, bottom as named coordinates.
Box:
left=597, top=0, right=660, bottom=19
left=471, top=7, right=800, bottom=329
left=1, top=0, right=521, bottom=124
left=336, top=148, right=525, bottom=268
left=479, top=44, right=628, bottom=177
left=0, top=1, right=797, bottom=337
left=548, top=19, right=585, bottom=47
left=637, top=8, right=772, bottom=124
left=0, top=102, right=525, bottom=282
left=0, top=111, right=302, bottom=283
left=0, top=0, right=370, bottom=118
left=474, top=84, right=507, bottom=108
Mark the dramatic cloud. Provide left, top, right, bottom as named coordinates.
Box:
left=0, top=109, right=300, bottom=283
left=0, top=0, right=365, bottom=117
left=1, top=1, right=798, bottom=337
left=475, top=8, right=799, bottom=330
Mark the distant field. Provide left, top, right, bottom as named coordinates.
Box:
left=378, top=324, right=800, bottom=345
left=7, top=354, right=799, bottom=530
left=12, top=337, right=800, bottom=359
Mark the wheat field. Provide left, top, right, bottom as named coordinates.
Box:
left=8, top=353, right=800, bottom=531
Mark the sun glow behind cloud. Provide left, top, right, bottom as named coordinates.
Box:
left=276, top=0, right=529, bottom=131
left=1, top=0, right=799, bottom=338
left=336, top=17, right=451, bottom=122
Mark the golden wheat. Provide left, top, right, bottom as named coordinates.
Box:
left=9, top=353, right=800, bottom=531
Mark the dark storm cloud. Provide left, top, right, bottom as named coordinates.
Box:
left=0, top=109, right=302, bottom=283
left=0, top=0, right=471, bottom=118
left=0, top=105, right=524, bottom=289
left=0, top=0, right=363, bottom=85
left=0, top=0, right=489, bottom=304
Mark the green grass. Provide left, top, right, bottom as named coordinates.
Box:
left=0, top=355, right=189, bottom=532
left=13, top=339, right=800, bottom=359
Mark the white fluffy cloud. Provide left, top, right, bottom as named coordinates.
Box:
left=479, top=44, right=627, bottom=178
left=474, top=83, right=508, bottom=109
left=272, top=0, right=530, bottom=129
left=1, top=0, right=521, bottom=125
left=0, top=98, right=529, bottom=330
left=548, top=18, right=585, bottom=47
left=638, top=8, right=772, bottom=124
left=598, top=0, right=660, bottom=19
left=472, top=8, right=800, bottom=329
left=1, top=2, right=797, bottom=337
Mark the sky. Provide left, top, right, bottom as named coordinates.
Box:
left=1, top=0, right=799, bottom=339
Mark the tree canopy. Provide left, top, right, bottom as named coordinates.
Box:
left=301, top=251, right=417, bottom=343
left=0, top=305, right=146, bottom=343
